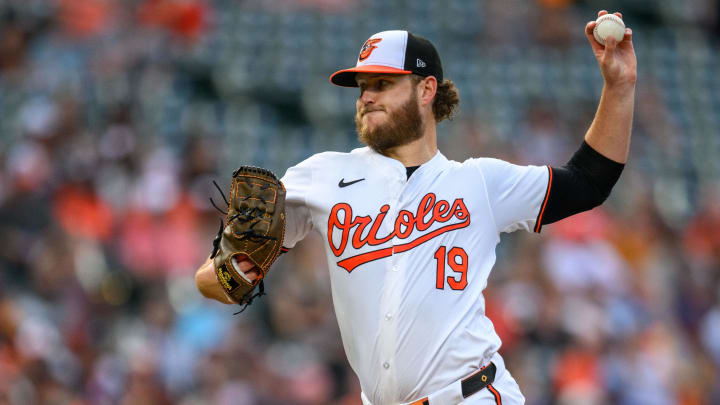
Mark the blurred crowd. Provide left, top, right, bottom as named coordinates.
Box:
left=0, top=0, right=719, bottom=404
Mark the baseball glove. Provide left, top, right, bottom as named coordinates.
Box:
left=210, top=166, right=286, bottom=311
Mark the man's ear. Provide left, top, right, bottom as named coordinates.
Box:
left=418, top=76, right=437, bottom=108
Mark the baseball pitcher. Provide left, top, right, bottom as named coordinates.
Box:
left=195, top=10, right=636, bottom=404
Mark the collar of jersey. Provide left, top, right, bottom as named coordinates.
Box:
left=352, top=146, right=448, bottom=179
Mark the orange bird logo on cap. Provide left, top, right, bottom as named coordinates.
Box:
left=358, top=38, right=382, bottom=61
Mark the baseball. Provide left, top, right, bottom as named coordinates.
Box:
left=593, top=14, right=625, bottom=46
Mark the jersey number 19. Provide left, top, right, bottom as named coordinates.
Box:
left=434, top=246, right=468, bottom=290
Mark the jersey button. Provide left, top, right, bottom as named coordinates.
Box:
left=392, top=266, right=398, bottom=272
left=383, top=362, right=390, bottom=369
left=385, top=312, right=392, bottom=320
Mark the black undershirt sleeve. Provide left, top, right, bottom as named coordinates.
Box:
left=535, top=141, right=625, bottom=232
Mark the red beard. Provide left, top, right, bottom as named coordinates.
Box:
left=355, top=88, right=424, bottom=154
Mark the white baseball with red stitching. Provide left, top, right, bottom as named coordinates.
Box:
left=593, top=14, right=625, bottom=46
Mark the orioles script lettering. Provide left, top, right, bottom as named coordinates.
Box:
left=327, top=193, right=471, bottom=272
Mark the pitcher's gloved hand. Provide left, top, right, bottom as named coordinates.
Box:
left=210, top=166, right=286, bottom=310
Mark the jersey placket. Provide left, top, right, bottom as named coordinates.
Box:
left=375, top=168, right=408, bottom=400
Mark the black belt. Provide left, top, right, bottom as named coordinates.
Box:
left=411, top=362, right=497, bottom=405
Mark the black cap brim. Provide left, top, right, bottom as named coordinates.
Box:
left=329, top=65, right=413, bottom=87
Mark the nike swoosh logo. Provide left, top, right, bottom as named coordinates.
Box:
left=338, top=178, right=365, bottom=188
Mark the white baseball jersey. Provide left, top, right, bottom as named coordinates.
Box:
left=281, top=146, right=549, bottom=404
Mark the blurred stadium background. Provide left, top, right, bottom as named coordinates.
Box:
left=1, top=0, right=719, bottom=404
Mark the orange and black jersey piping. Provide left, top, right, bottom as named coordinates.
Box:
left=534, top=141, right=625, bottom=233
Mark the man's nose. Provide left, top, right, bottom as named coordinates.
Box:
left=359, top=89, right=376, bottom=105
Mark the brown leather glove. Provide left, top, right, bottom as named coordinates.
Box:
left=210, top=166, right=286, bottom=309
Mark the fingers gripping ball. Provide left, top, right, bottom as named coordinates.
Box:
left=211, top=166, right=286, bottom=308
left=593, top=14, right=625, bottom=46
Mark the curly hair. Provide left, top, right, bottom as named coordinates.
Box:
left=411, top=75, right=460, bottom=122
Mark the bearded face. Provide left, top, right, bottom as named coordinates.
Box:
left=355, top=85, right=424, bottom=154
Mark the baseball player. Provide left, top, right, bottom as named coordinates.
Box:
left=195, top=10, right=636, bottom=404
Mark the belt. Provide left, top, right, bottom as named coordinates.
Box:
left=409, top=362, right=497, bottom=405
